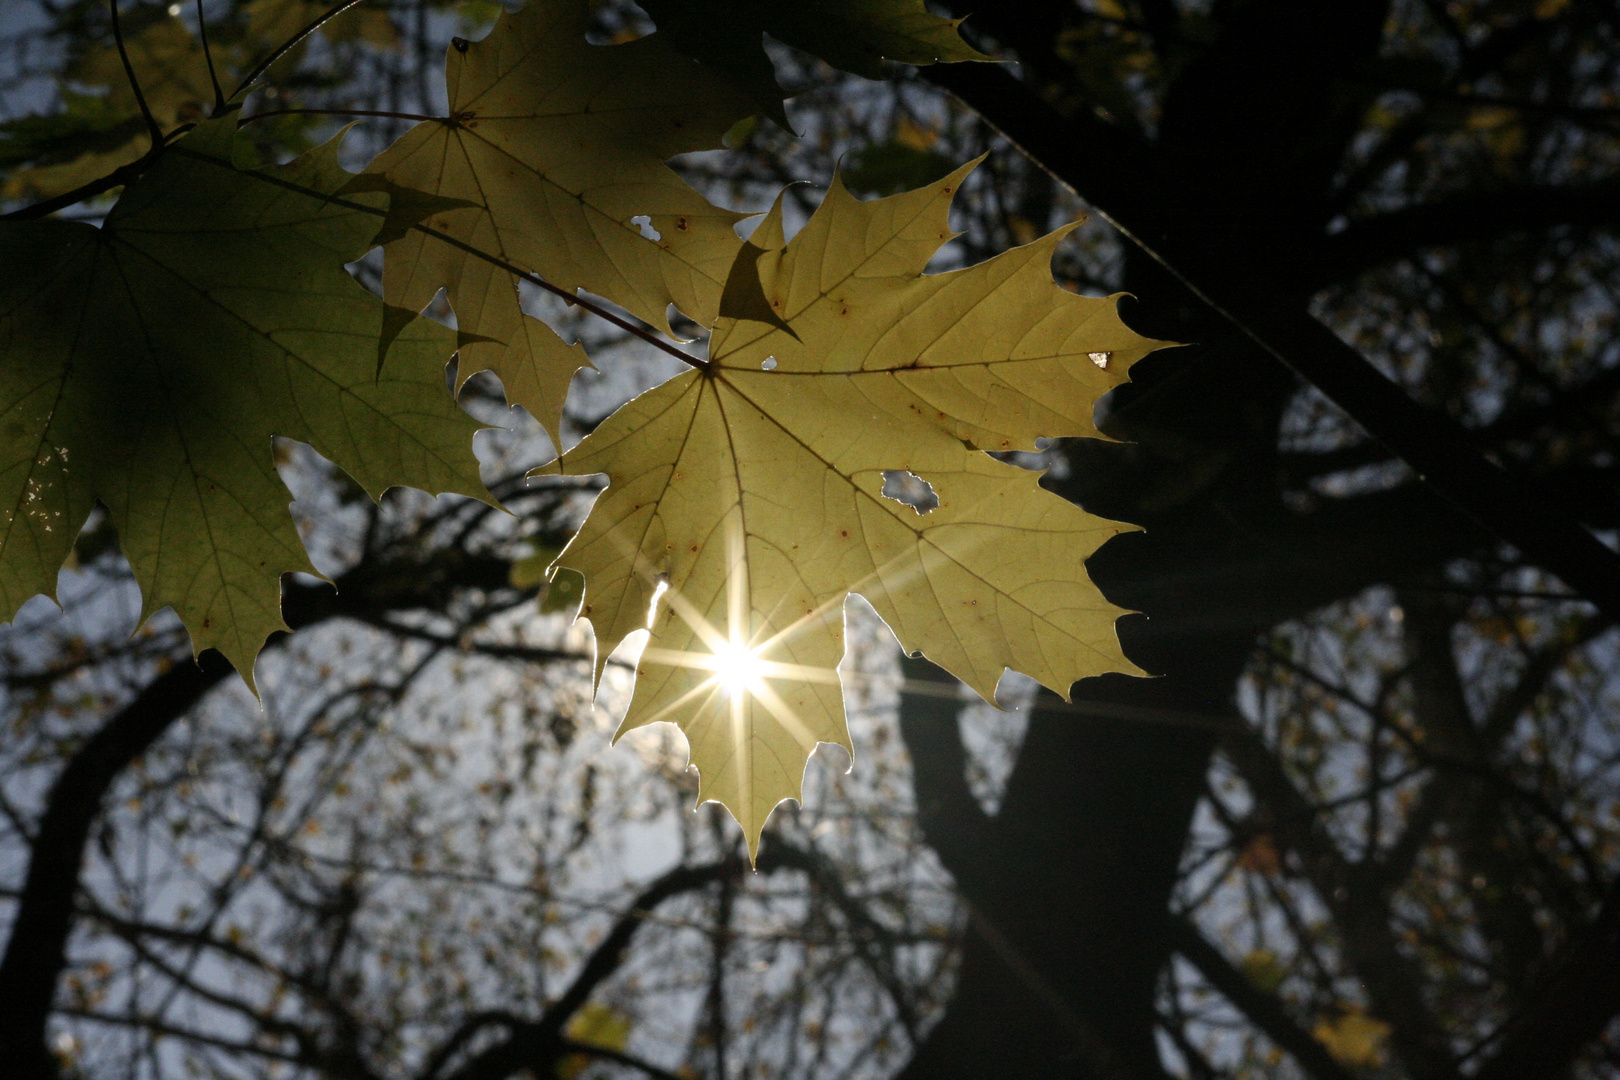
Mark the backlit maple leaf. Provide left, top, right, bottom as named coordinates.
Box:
left=541, top=163, right=1167, bottom=852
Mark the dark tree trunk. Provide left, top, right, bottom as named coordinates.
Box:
left=896, top=3, right=1402, bottom=1076
left=0, top=654, right=232, bottom=1074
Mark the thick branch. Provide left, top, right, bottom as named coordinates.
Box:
left=1219, top=721, right=1458, bottom=1080
left=433, top=855, right=783, bottom=1080
left=0, top=649, right=233, bottom=1077
left=1315, top=177, right=1620, bottom=288
left=1380, top=606, right=1612, bottom=890
left=894, top=655, right=996, bottom=900
left=921, top=61, right=1620, bottom=621
left=1473, top=886, right=1620, bottom=1080
left=0, top=542, right=535, bottom=1075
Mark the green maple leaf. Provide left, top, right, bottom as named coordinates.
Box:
left=640, top=0, right=993, bottom=119
left=364, top=0, right=757, bottom=437
left=0, top=117, right=484, bottom=684
left=541, top=163, right=1165, bottom=854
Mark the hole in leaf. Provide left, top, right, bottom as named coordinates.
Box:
left=761, top=356, right=778, bottom=370
left=880, top=470, right=939, bottom=514
left=630, top=215, right=662, bottom=241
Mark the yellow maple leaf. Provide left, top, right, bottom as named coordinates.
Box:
left=1313, top=1009, right=1392, bottom=1068
left=365, top=0, right=756, bottom=434
left=557, top=1002, right=633, bottom=1079
left=540, top=162, right=1167, bottom=854
left=1241, top=948, right=1285, bottom=992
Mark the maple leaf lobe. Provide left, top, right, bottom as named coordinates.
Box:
left=364, top=0, right=758, bottom=441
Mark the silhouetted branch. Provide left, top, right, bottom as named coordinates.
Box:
left=1473, top=884, right=1620, bottom=1080
left=767, top=838, right=921, bottom=1039
left=432, top=856, right=777, bottom=1080
left=1218, top=720, right=1458, bottom=1080
left=1314, top=178, right=1620, bottom=288
left=0, top=535, right=546, bottom=1075
left=0, top=650, right=235, bottom=1080
left=921, top=60, right=1620, bottom=621
left=1168, top=917, right=1355, bottom=1080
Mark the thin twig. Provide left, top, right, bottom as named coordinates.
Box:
left=6, top=1, right=381, bottom=216
left=0, top=150, right=157, bottom=220
left=2, top=105, right=427, bottom=218
left=239, top=107, right=440, bottom=125
left=108, top=0, right=162, bottom=142
left=171, top=145, right=712, bottom=371
left=416, top=216, right=710, bottom=370
left=196, top=0, right=226, bottom=113
left=7, top=114, right=710, bottom=376
left=228, top=0, right=368, bottom=102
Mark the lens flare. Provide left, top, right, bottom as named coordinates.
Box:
left=712, top=639, right=767, bottom=698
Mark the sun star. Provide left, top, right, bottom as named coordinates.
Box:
left=711, top=639, right=768, bottom=699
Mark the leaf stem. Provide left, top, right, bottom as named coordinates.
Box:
left=6, top=12, right=411, bottom=218
left=228, top=0, right=368, bottom=103
left=0, top=148, right=160, bottom=221
left=196, top=0, right=227, bottom=114
left=411, top=220, right=713, bottom=373
left=4, top=116, right=710, bottom=376
left=169, top=144, right=712, bottom=373
left=109, top=0, right=163, bottom=143
left=239, top=107, right=441, bottom=125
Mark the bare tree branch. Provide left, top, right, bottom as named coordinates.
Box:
left=1167, top=916, right=1355, bottom=1080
